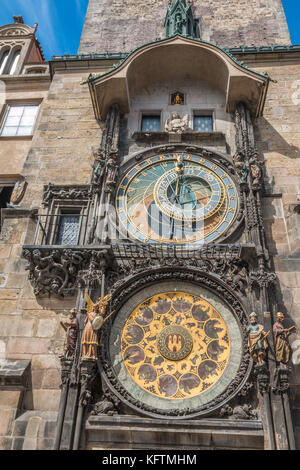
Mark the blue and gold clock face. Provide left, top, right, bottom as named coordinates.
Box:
left=116, top=153, right=238, bottom=245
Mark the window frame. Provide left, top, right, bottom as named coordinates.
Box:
left=0, top=102, right=41, bottom=138
left=192, top=109, right=215, bottom=132
left=140, top=110, right=162, bottom=132
left=0, top=182, right=16, bottom=231
left=42, top=202, right=89, bottom=247
left=54, top=208, right=83, bottom=246
left=0, top=48, right=10, bottom=75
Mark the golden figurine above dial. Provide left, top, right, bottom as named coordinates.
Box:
left=116, top=153, right=239, bottom=245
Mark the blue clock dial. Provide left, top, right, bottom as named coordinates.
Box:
left=116, top=153, right=238, bottom=245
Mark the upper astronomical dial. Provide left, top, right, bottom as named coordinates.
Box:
left=116, top=153, right=238, bottom=245
left=153, top=157, right=225, bottom=222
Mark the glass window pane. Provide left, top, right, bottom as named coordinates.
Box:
left=6, top=116, right=21, bottom=126
left=23, top=106, right=39, bottom=116
left=142, top=115, right=161, bottom=132
left=0, top=51, right=9, bottom=75
left=17, top=126, right=33, bottom=136
left=2, top=127, right=18, bottom=136
left=20, top=116, right=35, bottom=126
left=8, top=106, right=24, bottom=117
left=9, top=51, right=20, bottom=75
left=56, top=215, right=80, bottom=245
left=194, top=116, right=213, bottom=132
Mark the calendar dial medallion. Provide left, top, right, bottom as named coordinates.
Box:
left=120, top=292, right=231, bottom=400
left=116, top=153, right=238, bottom=244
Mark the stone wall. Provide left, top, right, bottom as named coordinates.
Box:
left=252, top=58, right=300, bottom=417
left=1, top=52, right=300, bottom=448
left=0, top=70, right=103, bottom=449
left=79, top=0, right=291, bottom=54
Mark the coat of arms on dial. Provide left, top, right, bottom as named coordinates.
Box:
left=121, top=292, right=230, bottom=400
left=116, top=153, right=238, bottom=245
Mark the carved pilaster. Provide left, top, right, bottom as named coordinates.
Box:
left=249, top=269, right=277, bottom=290
left=60, top=357, right=73, bottom=388
left=79, top=359, right=97, bottom=407
left=272, top=365, right=291, bottom=395
left=255, top=363, right=270, bottom=395
left=90, top=104, right=121, bottom=244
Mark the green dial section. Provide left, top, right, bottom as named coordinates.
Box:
left=116, top=153, right=238, bottom=245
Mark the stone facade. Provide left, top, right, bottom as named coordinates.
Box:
left=0, top=1, right=299, bottom=451
left=79, top=0, right=291, bottom=54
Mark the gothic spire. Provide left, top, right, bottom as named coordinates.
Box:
left=164, top=0, right=196, bottom=38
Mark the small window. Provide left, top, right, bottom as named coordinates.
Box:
left=9, top=49, right=21, bottom=75
left=0, top=50, right=9, bottom=75
left=0, top=186, right=14, bottom=231
left=1, top=104, right=39, bottom=137
left=56, top=212, right=81, bottom=245
left=171, top=91, right=185, bottom=106
left=193, top=115, right=213, bottom=132
left=141, top=115, right=161, bottom=132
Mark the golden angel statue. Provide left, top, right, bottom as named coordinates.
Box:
left=81, top=291, right=112, bottom=360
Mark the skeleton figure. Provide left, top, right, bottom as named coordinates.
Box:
left=248, top=153, right=263, bottom=187
left=105, top=154, right=118, bottom=190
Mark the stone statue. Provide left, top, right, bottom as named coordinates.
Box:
left=175, top=13, right=183, bottom=34
left=81, top=292, right=112, bottom=360
left=105, top=153, right=118, bottom=189
left=10, top=177, right=27, bottom=205
left=233, top=153, right=248, bottom=183
left=245, top=312, right=270, bottom=365
left=165, top=112, right=190, bottom=134
left=273, top=312, right=296, bottom=364
left=93, top=153, right=106, bottom=184
left=248, top=153, right=263, bottom=187
left=60, top=309, right=79, bottom=358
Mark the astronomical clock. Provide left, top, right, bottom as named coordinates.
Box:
left=99, top=148, right=249, bottom=419
left=116, top=153, right=239, bottom=245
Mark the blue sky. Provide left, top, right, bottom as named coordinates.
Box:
left=0, top=0, right=299, bottom=60
left=0, top=0, right=89, bottom=60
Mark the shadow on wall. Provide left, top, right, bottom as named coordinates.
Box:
left=255, top=116, right=300, bottom=160
left=255, top=117, right=300, bottom=258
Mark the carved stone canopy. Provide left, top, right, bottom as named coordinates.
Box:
left=86, top=36, right=269, bottom=120
left=0, top=23, right=36, bottom=37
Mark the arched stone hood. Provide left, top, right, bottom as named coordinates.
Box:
left=0, top=23, right=37, bottom=37
left=85, top=36, right=271, bottom=120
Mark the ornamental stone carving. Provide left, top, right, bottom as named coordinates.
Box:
left=22, top=248, right=91, bottom=297
left=165, top=112, right=190, bottom=134
left=42, top=184, right=91, bottom=206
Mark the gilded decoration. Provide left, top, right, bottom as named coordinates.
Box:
left=121, top=292, right=230, bottom=400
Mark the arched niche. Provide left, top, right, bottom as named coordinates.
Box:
left=86, top=36, right=269, bottom=120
